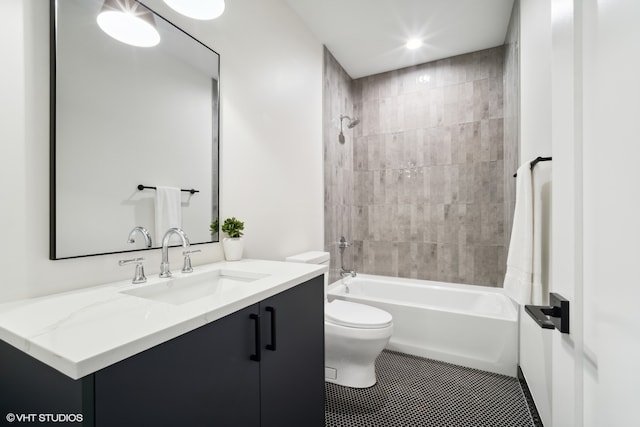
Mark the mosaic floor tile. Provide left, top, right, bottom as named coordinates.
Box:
left=325, top=350, right=536, bottom=427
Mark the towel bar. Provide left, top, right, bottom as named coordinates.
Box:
left=137, top=185, right=199, bottom=194
left=513, top=156, right=552, bottom=177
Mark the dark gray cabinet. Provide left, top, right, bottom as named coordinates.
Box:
left=259, top=281, right=325, bottom=427
left=94, top=303, right=261, bottom=427
left=0, top=275, right=324, bottom=427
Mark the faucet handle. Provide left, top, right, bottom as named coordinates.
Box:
left=181, top=250, right=201, bottom=273
left=338, top=236, right=350, bottom=249
left=118, top=257, right=144, bottom=266
left=182, top=249, right=202, bottom=256
left=119, top=257, right=147, bottom=284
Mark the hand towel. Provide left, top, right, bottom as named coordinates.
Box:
left=504, top=163, right=534, bottom=305
left=155, top=186, right=182, bottom=244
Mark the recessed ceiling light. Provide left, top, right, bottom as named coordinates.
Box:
left=406, top=38, right=423, bottom=50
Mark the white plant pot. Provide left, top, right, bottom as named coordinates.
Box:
left=222, top=237, right=244, bottom=261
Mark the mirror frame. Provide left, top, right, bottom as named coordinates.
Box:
left=49, top=0, right=220, bottom=260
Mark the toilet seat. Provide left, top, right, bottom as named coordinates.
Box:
left=325, top=300, right=392, bottom=329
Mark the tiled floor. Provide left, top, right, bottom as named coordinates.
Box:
left=325, top=351, right=536, bottom=427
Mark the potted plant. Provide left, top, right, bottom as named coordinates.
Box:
left=221, top=217, right=244, bottom=261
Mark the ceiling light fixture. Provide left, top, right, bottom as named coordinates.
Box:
left=97, top=0, right=160, bottom=47
left=163, top=0, right=226, bottom=20
left=406, top=38, right=423, bottom=50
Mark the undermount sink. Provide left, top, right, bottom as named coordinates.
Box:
left=120, top=270, right=269, bottom=305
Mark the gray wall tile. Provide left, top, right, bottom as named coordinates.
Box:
left=503, top=0, right=520, bottom=252
left=324, top=45, right=511, bottom=287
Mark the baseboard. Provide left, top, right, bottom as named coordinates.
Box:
left=517, top=365, right=544, bottom=427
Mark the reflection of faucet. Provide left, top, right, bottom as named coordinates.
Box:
left=127, top=226, right=152, bottom=248
left=160, top=228, right=190, bottom=278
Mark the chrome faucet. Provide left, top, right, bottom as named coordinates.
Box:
left=160, top=228, right=190, bottom=278
left=338, top=236, right=357, bottom=278
left=340, top=268, right=357, bottom=278
left=127, top=226, right=152, bottom=248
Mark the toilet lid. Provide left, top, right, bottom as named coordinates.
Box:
left=325, top=300, right=393, bottom=329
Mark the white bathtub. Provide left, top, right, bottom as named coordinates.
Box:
left=328, top=274, right=518, bottom=377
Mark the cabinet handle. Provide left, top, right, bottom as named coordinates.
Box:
left=250, top=313, right=261, bottom=362
left=266, top=306, right=277, bottom=351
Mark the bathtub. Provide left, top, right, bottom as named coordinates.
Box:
left=328, top=274, right=518, bottom=377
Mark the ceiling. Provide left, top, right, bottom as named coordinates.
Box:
left=285, top=0, right=515, bottom=79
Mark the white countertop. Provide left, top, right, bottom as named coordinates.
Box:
left=0, top=259, right=327, bottom=380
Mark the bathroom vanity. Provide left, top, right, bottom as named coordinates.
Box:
left=0, top=260, right=326, bottom=427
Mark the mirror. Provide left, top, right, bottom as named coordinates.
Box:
left=51, top=0, right=220, bottom=259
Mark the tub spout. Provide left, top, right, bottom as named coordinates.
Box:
left=340, top=268, right=357, bottom=278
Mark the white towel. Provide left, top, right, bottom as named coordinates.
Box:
left=155, top=186, right=182, bottom=243
left=531, top=162, right=552, bottom=305
left=504, top=163, right=534, bottom=305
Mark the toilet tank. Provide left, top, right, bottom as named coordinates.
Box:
left=285, top=251, right=330, bottom=297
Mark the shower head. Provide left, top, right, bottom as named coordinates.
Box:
left=340, top=114, right=360, bottom=129
left=338, top=115, right=360, bottom=143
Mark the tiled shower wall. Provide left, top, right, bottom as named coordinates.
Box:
left=324, top=46, right=513, bottom=287
left=503, top=0, right=520, bottom=249
left=323, top=48, right=356, bottom=284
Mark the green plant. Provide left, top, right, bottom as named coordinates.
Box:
left=221, top=217, right=244, bottom=238
left=209, top=217, right=219, bottom=235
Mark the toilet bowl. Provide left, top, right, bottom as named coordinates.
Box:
left=324, top=299, right=393, bottom=388
left=285, top=251, right=394, bottom=389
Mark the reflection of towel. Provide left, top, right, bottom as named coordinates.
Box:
left=155, top=186, right=182, bottom=243
left=504, top=164, right=533, bottom=305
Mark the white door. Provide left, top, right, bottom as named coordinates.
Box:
left=551, top=0, right=640, bottom=426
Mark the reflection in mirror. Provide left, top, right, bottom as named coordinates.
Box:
left=96, top=0, right=161, bottom=47
left=51, top=0, right=220, bottom=259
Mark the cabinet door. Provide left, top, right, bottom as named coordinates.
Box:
left=259, top=275, right=325, bottom=427
left=94, top=304, right=260, bottom=427
left=0, top=339, right=92, bottom=425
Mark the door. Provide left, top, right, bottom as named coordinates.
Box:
left=580, top=0, right=640, bottom=425
left=550, top=0, right=640, bottom=426
left=259, top=275, right=325, bottom=427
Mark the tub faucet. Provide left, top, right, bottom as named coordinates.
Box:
left=340, top=268, right=357, bottom=278
left=338, top=236, right=357, bottom=278
left=160, top=228, right=190, bottom=278
left=127, top=226, right=152, bottom=248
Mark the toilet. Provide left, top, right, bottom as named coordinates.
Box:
left=286, top=251, right=393, bottom=388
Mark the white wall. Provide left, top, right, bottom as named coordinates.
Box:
left=520, top=0, right=552, bottom=164
left=0, top=0, right=323, bottom=302
left=169, top=0, right=325, bottom=261
left=549, top=0, right=582, bottom=425
left=517, top=0, right=553, bottom=425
